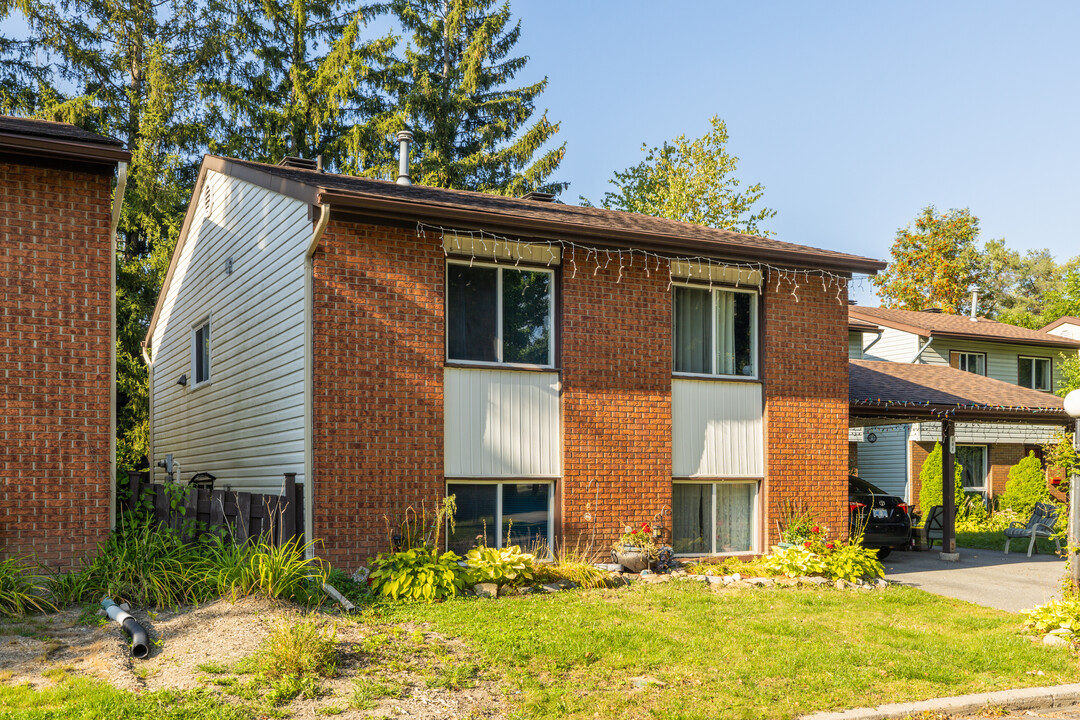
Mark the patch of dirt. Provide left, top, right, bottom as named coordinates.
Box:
left=0, top=597, right=507, bottom=719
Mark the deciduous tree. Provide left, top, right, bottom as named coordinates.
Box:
left=598, top=116, right=775, bottom=235
left=873, top=206, right=979, bottom=313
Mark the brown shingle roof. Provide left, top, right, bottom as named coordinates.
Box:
left=849, top=359, right=1068, bottom=424
left=848, top=316, right=881, bottom=332
left=214, top=156, right=886, bottom=274
left=849, top=306, right=1080, bottom=349
left=0, top=114, right=130, bottom=166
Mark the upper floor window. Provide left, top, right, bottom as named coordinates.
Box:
left=949, top=351, right=986, bottom=375
left=446, top=261, right=553, bottom=367
left=192, top=318, right=211, bottom=386
left=673, top=285, right=757, bottom=377
left=1018, top=356, right=1051, bottom=391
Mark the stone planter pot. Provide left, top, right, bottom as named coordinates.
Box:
left=611, top=547, right=652, bottom=573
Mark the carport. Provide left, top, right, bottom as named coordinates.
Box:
left=849, top=359, right=1076, bottom=558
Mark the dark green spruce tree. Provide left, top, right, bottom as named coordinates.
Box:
left=379, top=0, right=565, bottom=195
left=201, top=0, right=399, bottom=172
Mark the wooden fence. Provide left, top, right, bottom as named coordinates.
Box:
left=123, top=471, right=304, bottom=546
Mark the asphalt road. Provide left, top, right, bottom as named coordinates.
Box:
left=883, top=546, right=1065, bottom=613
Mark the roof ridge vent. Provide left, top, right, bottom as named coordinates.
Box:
left=522, top=190, right=555, bottom=203
left=277, top=156, right=318, bottom=171
left=921, top=307, right=944, bottom=314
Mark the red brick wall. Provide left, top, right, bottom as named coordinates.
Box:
left=0, top=162, right=114, bottom=569
left=909, top=441, right=932, bottom=511
left=311, top=221, right=444, bottom=567
left=989, top=444, right=1025, bottom=498
left=762, top=270, right=849, bottom=544
left=561, top=252, right=672, bottom=552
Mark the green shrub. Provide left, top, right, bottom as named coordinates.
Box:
left=0, top=554, right=55, bottom=616
left=55, top=516, right=218, bottom=607
left=760, top=547, right=827, bottom=578
left=464, top=545, right=536, bottom=587
left=226, top=537, right=328, bottom=605
left=918, top=442, right=965, bottom=520
left=999, top=452, right=1050, bottom=517
left=823, top=543, right=884, bottom=583
left=369, top=548, right=469, bottom=602
left=1022, top=596, right=1080, bottom=639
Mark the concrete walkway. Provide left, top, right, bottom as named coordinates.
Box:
left=883, top=546, right=1064, bottom=613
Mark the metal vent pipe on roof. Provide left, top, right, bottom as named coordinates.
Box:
left=970, top=288, right=979, bottom=321
left=396, top=130, right=413, bottom=185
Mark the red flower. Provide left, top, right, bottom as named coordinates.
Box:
left=812, top=525, right=820, bottom=534
left=630, top=529, right=638, bottom=534
left=826, top=543, right=835, bottom=550
left=803, top=541, right=812, bottom=549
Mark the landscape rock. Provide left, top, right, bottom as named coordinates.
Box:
left=473, top=583, right=498, bottom=598
left=1043, top=634, right=1068, bottom=647
left=541, top=583, right=561, bottom=593
left=834, top=579, right=847, bottom=590
left=707, top=576, right=724, bottom=585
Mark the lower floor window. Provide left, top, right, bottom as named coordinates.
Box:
left=956, top=444, right=988, bottom=497
left=672, top=481, right=758, bottom=555
left=446, top=482, right=552, bottom=554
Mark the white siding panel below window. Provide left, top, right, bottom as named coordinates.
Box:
left=444, top=368, right=560, bottom=477
left=672, top=379, right=763, bottom=477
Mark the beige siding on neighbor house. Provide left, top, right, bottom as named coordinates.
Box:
left=443, top=367, right=561, bottom=477
left=848, top=331, right=864, bottom=359
left=671, top=379, right=763, bottom=478
left=920, top=338, right=1070, bottom=388
left=150, top=170, right=310, bottom=493
left=862, top=325, right=918, bottom=362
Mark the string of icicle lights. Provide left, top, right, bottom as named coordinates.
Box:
left=851, top=398, right=1068, bottom=419
left=416, top=222, right=875, bottom=304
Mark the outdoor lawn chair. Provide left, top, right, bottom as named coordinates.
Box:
left=1003, top=502, right=1062, bottom=557
left=921, top=505, right=944, bottom=549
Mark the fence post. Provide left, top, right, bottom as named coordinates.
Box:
left=283, top=473, right=297, bottom=543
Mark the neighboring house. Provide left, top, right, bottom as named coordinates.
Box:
left=1042, top=316, right=1080, bottom=342
left=0, top=116, right=129, bottom=568
left=848, top=305, right=1080, bottom=507
left=143, top=153, right=884, bottom=568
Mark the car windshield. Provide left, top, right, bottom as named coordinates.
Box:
left=849, top=475, right=888, bottom=496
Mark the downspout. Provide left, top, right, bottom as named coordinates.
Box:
left=109, top=162, right=128, bottom=530
left=862, top=331, right=883, bottom=356
left=910, top=336, right=933, bottom=364
left=304, top=203, right=331, bottom=559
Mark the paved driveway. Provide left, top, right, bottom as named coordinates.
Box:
left=883, top=547, right=1065, bottom=613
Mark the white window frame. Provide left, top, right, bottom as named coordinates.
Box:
left=956, top=444, right=988, bottom=496
left=191, top=316, right=212, bottom=388
left=1018, top=355, right=1052, bottom=392
left=950, top=350, right=986, bottom=375
left=671, top=479, right=759, bottom=556
left=445, top=480, right=555, bottom=553
left=445, top=260, right=556, bottom=369
left=672, top=283, right=759, bottom=380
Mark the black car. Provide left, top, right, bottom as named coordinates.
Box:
left=848, top=475, right=911, bottom=559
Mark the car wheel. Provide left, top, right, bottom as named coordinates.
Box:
left=875, top=548, right=891, bottom=560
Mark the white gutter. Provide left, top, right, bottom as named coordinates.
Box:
left=142, top=344, right=153, bottom=482
left=910, top=336, right=933, bottom=364
left=304, top=203, right=331, bottom=558
left=109, top=162, right=128, bottom=530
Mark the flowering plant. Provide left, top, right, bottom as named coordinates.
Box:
left=614, top=522, right=659, bottom=556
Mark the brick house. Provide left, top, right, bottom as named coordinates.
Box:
left=848, top=305, right=1080, bottom=507
left=143, top=154, right=883, bottom=568
left=0, top=116, right=129, bottom=568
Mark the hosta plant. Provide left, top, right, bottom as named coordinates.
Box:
left=761, top=546, right=827, bottom=578
left=465, top=545, right=536, bottom=587
left=1022, top=597, right=1080, bottom=639
left=369, top=548, right=469, bottom=602
left=823, top=542, right=884, bottom=583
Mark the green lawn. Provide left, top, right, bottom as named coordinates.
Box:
left=383, top=581, right=1079, bottom=720
left=0, top=678, right=250, bottom=720
left=957, top=530, right=1062, bottom=554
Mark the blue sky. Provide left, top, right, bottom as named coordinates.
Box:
left=509, top=1, right=1080, bottom=303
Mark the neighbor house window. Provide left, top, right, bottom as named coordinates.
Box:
left=446, top=261, right=554, bottom=366
left=446, top=482, right=552, bottom=554
left=949, top=351, right=986, bottom=375
left=192, top=318, right=211, bottom=386
left=672, top=481, right=757, bottom=555
left=1018, top=356, right=1051, bottom=391
left=673, top=285, right=757, bottom=377
left=956, top=444, right=988, bottom=497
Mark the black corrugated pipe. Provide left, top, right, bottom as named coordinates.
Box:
left=101, top=597, right=149, bottom=659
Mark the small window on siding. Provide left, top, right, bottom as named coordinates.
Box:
left=949, top=351, right=986, bottom=375
left=1018, top=356, right=1051, bottom=391
left=192, top=319, right=211, bottom=386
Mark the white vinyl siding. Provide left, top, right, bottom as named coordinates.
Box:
left=150, top=170, right=310, bottom=492
left=443, top=367, right=561, bottom=477
left=855, top=425, right=910, bottom=500
left=671, top=379, right=763, bottom=478
left=861, top=326, right=918, bottom=362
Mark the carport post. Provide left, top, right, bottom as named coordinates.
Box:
left=941, top=419, right=957, bottom=555
left=1066, top=391, right=1080, bottom=588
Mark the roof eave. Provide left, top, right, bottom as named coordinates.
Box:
left=0, top=131, right=131, bottom=165
left=849, top=403, right=1070, bottom=425
left=318, top=189, right=887, bottom=275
